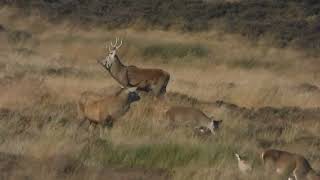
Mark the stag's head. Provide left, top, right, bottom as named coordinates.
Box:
left=100, top=37, right=123, bottom=69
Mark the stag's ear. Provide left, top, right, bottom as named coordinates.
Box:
left=128, top=87, right=138, bottom=92
left=235, top=153, right=241, bottom=161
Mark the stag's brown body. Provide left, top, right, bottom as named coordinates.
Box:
left=99, top=39, right=170, bottom=97
left=78, top=88, right=140, bottom=127
left=262, top=149, right=320, bottom=180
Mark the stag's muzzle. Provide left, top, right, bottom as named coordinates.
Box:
left=128, top=91, right=140, bottom=103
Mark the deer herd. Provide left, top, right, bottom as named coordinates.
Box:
left=77, top=38, right=319, bottom=180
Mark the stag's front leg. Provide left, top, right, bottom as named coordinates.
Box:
left=149, top=83, right=161, bottom=97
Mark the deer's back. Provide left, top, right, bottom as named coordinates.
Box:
left=262, top=149, right=313, bottom=176
left=127, top=66, right=168, bottom=84
left=79, top=93, right=127, bottom=123
left=166, top=106, right=210, bottom=126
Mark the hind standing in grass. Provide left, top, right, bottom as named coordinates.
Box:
left=262, top=149, right=320, bottom=180
left=78, top=87, right=140, bottom=136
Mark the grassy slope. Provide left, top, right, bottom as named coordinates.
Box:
left=2, top=0, right=320, bottom=50
left=0, top=6, right=320, bottom=180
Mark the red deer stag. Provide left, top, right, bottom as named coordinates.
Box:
left=98, top=38, right=170, bottom=97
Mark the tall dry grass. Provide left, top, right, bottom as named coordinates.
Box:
left=0, top=6, right=320, bottom=180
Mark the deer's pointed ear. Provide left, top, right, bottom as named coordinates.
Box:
left=235, top=153, right=241, bottom=161
left=128, top=87, right=137, bottom=92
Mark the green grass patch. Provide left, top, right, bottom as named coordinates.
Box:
left=85, top=139, right=236, bottom=169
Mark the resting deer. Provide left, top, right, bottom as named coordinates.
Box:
left=261, top=149, right=320, bottom=180
left=165, top=106, right=222, bottom=134
left=98, top=38, right=170, bottom=97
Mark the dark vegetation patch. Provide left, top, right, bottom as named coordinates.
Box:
left=0, top=24, right=33, bottom=45
left=3, top=0, right=320, bottom=50
left=143, top=43, right=208, bottom=59
left=226, top=58, right=287, bottom=70
left=44, top=67, right=89, bottom=77
left=7, top=29, right=32, bottom=44
left=296, top=83, right=320, bottom=93
left=14, top=47, right=36, bottom=56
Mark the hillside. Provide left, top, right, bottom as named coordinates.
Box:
left=0, top=3, right=320, bottom=180
left=2, top=0, right=320, bottom=50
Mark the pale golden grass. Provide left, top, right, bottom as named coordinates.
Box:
left=2, top=6, right=320, bottom=107
left=1, top=6, right=320, bottom=180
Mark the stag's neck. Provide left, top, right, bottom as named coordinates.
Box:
left=108, top=55, right=129, bottom=87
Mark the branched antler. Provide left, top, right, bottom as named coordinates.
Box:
left=107, top=37, right=123, bottom=51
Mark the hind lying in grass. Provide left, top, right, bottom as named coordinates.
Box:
left=166, top=106, right=222, bottom=135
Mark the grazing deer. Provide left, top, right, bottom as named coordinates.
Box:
left=78, top=87, right=140, bottom=136
left=165, top=106, right=222, bottom=134
left=98, top=38, right=170, bottom=97
left=235, top=153, right=253, bottom=175
left=261, top=149, right=320, bottom=180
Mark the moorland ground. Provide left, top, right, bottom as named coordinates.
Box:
left=0, top=3, right=320, bottom=180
